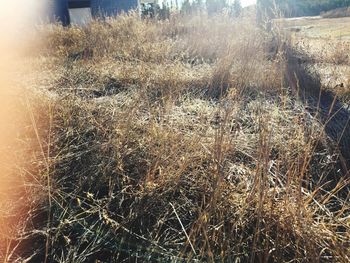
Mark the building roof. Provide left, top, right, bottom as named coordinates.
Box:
left=69, top=0, right=91, bottom=9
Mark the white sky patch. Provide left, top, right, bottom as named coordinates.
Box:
left=241, top=0, right=256, bottom=7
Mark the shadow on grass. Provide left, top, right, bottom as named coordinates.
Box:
left=286, top=47, right=350, bottom=167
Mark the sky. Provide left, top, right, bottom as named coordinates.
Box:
left=241, top=0, right=256, bottom=7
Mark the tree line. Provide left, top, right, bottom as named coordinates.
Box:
left=181, top=0, right=242, bottom=16
left=145, top=0, right=350, bottom=19
left=142, top=0, right=243, bottom=19
left=257, top=0, right=350, bottom=17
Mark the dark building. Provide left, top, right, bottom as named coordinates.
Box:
left=48, top=0, right=138, bottom=25
left=91, top=0, right=138, bottom=17
left=48, top=0, right=70, bottom=25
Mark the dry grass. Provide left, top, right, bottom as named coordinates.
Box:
left=321, top=7, right=350, bottom=19
left=285, top=16, right=350, bottom=104
left=1, top=12, right=350, bottom=262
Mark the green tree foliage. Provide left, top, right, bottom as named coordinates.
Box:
left=257, top=0, right=350, bottom=17
left=181, top=0, right=193, bottom=14
left=140, top=0, right=170, bottom=20
left=206, top=0, right=228, bottom=15
left=232, top=0, right=242, bottom=17
left=159, top=0, right=170, bottom=19
left=193, top=0, right=205, bottom=13
left=181, top=0, right=227, bottom=16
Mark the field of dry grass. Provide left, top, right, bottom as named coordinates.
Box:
left=1, top=12, right=350, bottom=262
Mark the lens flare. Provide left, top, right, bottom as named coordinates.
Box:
left=0, top=1, right=45, bottom=260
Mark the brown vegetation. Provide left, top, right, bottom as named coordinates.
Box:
left=287, top=16, right=350, bottom=104
left=321, top=7, right=350, bottom=19
left=1, top=12, right=350, bottom=262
